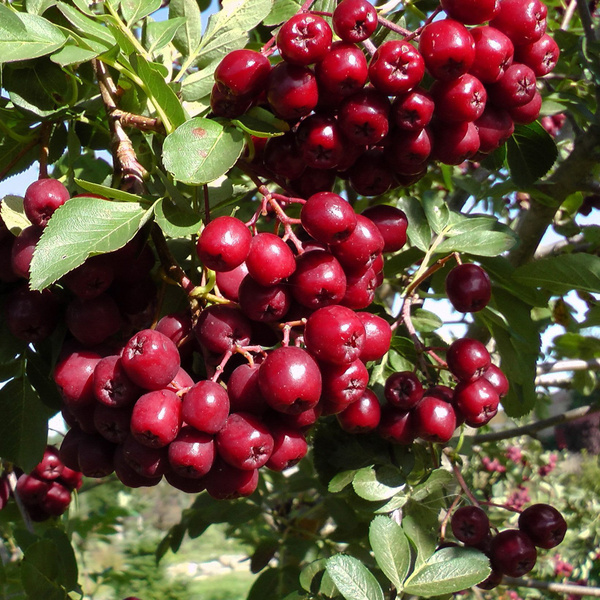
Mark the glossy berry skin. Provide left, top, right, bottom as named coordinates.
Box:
left=265, top=423, right=308, bottom=471
left=361, top=205, right=408, bottom=253
left=418, top=19, right=476, bottom=81
left=384, top=371, right=423, bottom=410
left=54, top=348, right=102, bottom=408
left=431, top=120, right=480, bottom=165
left=413, top=396, right=457, bottom=443
left=263, top=132, right=306, bottom=180
left=357, top=312, right=392, bottom=362
left=92, top=355, right=139, bottom=408
left=63, top=256, right=114, bottom=300
left=315, top=42, right=368, bottom=97
left=451, top=505, right=490, bottom=545
left=378, top=405, right=415, bottom=445
left=337, top=389, right=381, bottom=433
left=330, top=214, right=385, bottom=274
left=508, top=90, right=542, bottom=124
left=93, top=403, right=132, bottom=444
left=210, top=84, right=253, bottom=118
left=297, top=114, right=345, bottom=170
left=490, top=0, right=546, bottom=46
left=217, top=412, right=274, bottom=470
left=470, top=26, right=514, bottom=84
left=205, top=458, right=258, bottom=500
left=215, top=262, right=249, bottom=302
left=33, top=447, right=64, bottom=480
left=368, top=40, right=425, bottom=95
left=5, top=286, right=59, bottom=343
left=332, top=0, right=378, bottom=43
left=259, top=346, right=322, bottom=414
left=122, top=329, right=181, bottom=391
left=453, top=378, right=500, bottom=427
left=514, top=33, right=560, bottom=77
left=518, top=504, right=567, bottom=549
left=487, top=63, right=537, bottom=108
left=304, top=305, right=366, bottom=365
left=277, top=13, right=332, bottom=65
left=66, top=294, right=122, bottom=347
left=341, top=266, right=378, bottom=309
left=489, top=529, right=537, bottom=577
left=290, top=250, right=347, bottom=309
left=338, top=88, right=391, bottom=146
left=445, top=263, right=492, bottom=313
left=228, top=363, right=268, bottom=415
left=11, top=225, right=43, bottom=279
left=430, top=74, right=487, bottom=123
left=130, top=389, right=182, bottom=448
left=319, top=359, right=369, bottom=415
left=447, top=338, right=491, bottom=382
left=482, top=364, right=510, bottom=397
left=239, top=276, right=292, bottom=323
left=194, top=304, right=252, bottom=354
left=23, top=178, right=70, bottom=228
left=386, top=127, right=433, bottom=174
left=392, top=88, right=435, bottom=131
left=246, top=232, right=296, bottom=286
left=214, top=49, right=271, bottom=97
left=182, top=380, right=230, bottom=434
left=196, top=216, right=251, bottom=272
left=300, top=192, right=357, bottom=245
left=121, top=435, right=168, bottom=479
left=348, top=149, right=394, bottom=197
left=267, top=62, right=318, bottom=120
left=440, top=0, right=499, bottom=25
left=475, top=106, right=515, bottom=154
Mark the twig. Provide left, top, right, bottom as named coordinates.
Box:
left=504, top=577, right=600, bottom=597
left=151, top=224, right=196, bottom=296
left=471, top=404, right=600, bottom=444
left=576, top=0, right=598, bottom=42
left=561, top=0, right=578, bottom=29
left=38, top=122, right=52, bottom=179
left=537, top=358, right=600, bottom=375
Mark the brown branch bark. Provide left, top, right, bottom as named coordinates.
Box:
left=504, top=576, right=600, bottom=597
left=471, top=403, right=600, bottom=444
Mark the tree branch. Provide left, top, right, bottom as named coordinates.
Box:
left=537, top=358, right=600, bottom=374
left=508, top=123, right=600, bottom=267
left=504, top=576, right=600, bottom=597
left=471, top=403, right=600, bottom=444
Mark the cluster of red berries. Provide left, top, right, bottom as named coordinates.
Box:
left=9, top=446, right=83, bottom=521
left=372, top=335, right=508, bottom=445
left=1, top=179, right=159, bottom=348
left=212, top=0, right=559, bottom=198
left=450, top=502, right=567, bottom=588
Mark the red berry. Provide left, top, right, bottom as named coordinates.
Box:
left=361, top=205, right=408, bottom=253
left=490, top=0, right=547, bottom=46
left=332, top=0, right=378, bottom=43
left=447, top=338, right=491, bottom=381
left=518, top=504, right=567, bottom=549
left=357, top=312, right=392, bottom=362
left=451, top=505, right=491, bottom=545
left=440, top=0, right=500, bottom=25
left=378, top=405, right=416, bottom=445
left=337, top=389, right=382, bottom=433
left=23, top=178, right=70, bottom=228
left=214, top=49, right=271, bottom=97
left=265, top=422, right=308, bottom=471
left=315, top=41, right=368, bottom=97
left=245, top=232, right=296, bottom=286
left=300, top=192, right=357, bottom=245
left=368, top=40, right=425, bottom=95
left=193, top=304, right=252, bottom=354
left=413, top=396, right=457, bottom=443
left=384, top=371, right=423, bottom=410
left=277, top=13, right=332, bottom=65
left=196, top=216, right=251, bottom=273
left=430, top=74, right=487, bottom=123
left=338, top=88, right=391, bottom=146
left=489, top=529, right=537, bottom=577
left=392, top=88, right=435, bottom=131
left=182, top=380, right=230, bottom=434
left=469, top=25, right=514, bottom=84
left=267, top=62, right=318, bottom=120
left=130, top=389, right=182, bottom=448
left=453, top=378, right=500, bottom=427
left=445, top=263, right=492, bottom=312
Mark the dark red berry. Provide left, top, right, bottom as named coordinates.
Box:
left=518, top=504, right=567, bottom=549
left=451, top=505, right=491, bottom=546
left=23, top=178, right=70, bottom=228
left=489, top=529, right=537, bottom=577
left=332, top=0, right=378, bottom=43
left=196, top=216, right=251, bottom=273
left=277, top=13, right=332, bottom=65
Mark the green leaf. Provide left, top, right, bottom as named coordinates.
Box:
left=169, top=0, right=202, bottom=57
left=232, top=107, right=290, bottom=138
left=402, top=505, right=439, bottom=570
left=403, top=547, right=490, bottom=597
left=397, top=196, right=431, bottom=252
left=29, top=197, right=155, bottom=290
left=369, top=516, right=411, bottom=592
left=57, top=2, right=116, bottom=48
left=328, top=469, right=358, bottom=493
left=513, top=253, right=600, bottom=295
left=26, top=0, right=57, bottom=15
left=422, top=192, right=450, bottom=235
left=162, top=117, right=245, bottom=185
left=0, top=376, right=49, bottom=473
left=436, top=230, right=517, bottom=257
left=300, top=558, right=338, bottom=596
left=0, top=7, right=66, bottom=63
left=411, top=309, right=443, bottom=333
left=73, top=178, right=146, bottom=203
left=51, top=43, right=99, bottom=66
left=146, top=17, right=186, bottom=53
left=130, top=54, right=187, bottom=132
left=121, top=0, right=161, bottom=25
left=410, top=468, right=453, bottom=502
left=352, top=465, right=406, bottom=502
left=326, top=555, right=385, bottom=600
left=21, top=539, right=68, bottom=600
left=1, top=195, right=30, bottom=235
left=264, top=0, right=302, bottom=25
left=181, top=60, right=221, bottom=102
left=154, top=198, right=203, bottom=238
left=507, top=122, right=559, bottom=188
left=43, top=530, right=79, bottom=591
